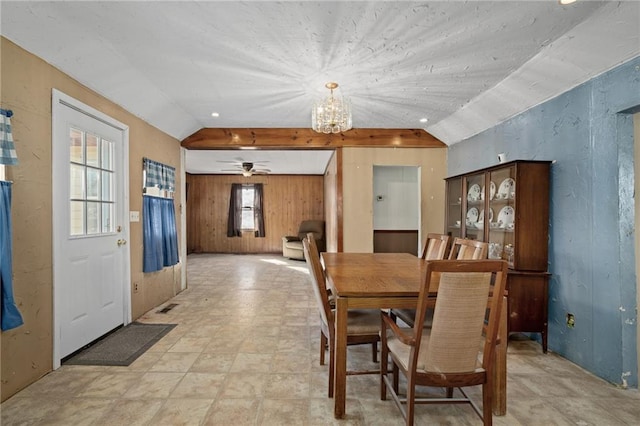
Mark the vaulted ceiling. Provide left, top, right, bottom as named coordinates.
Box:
left=1, top=1, right=638, bottom=174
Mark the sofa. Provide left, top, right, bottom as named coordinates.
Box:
left=282, top=220, right=325, bottom=260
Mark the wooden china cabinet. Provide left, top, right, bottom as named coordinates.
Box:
left=445, top=160, right=551, bottom=352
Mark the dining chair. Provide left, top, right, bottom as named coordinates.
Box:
left=448, top=237, right=488, bottom=260
left=391, top=233, right=450, bottom=327
left=303, top=236, right=381, bottom=397
left=380, top=259, right=508, bottom=426
left=420, top=233, right=450, bottom=260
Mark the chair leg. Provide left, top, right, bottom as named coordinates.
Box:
left=446, top=387, right=454, bottom=398
left=393, top=362, right=399, bottom=394
left=320, top=332, right=327, bottom=366
left=371, top=342, right=378, bottom=363
left=380, top=341, right=388, bottom=400
left=406, top=375, right=416, bottom=426
left=328, top=340, right=335, bottom=398
left=482, top=382, right=493, bottom=426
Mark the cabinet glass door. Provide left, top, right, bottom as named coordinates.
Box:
left=446, top=177, right=462, bottom=239
left=464, top=173, right=485, bottom=242
left=488, top=166, right=516, bottom=266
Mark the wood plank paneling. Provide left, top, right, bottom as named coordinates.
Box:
left=186, top=174, right=324, bottom=253
left=182, top=128, right=445, bottom=149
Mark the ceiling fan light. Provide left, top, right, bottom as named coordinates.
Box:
left=312, top=82, right=352, bottom=134
left=242, top=171, right=252, bottom=177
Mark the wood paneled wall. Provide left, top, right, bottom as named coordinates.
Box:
left=186, top=174, right=324, bottom=253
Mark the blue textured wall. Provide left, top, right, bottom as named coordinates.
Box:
left=448, top=57, right=640, bottom=388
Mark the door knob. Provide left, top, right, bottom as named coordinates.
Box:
left=117, top=239, right=127, bottom=246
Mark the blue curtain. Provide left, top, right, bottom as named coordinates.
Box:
left=1, top=181, right=23, bottom=331
left=143, top=195, right=179, bottom=273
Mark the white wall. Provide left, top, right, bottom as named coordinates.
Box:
left=373, top=166, right=419, bottom=230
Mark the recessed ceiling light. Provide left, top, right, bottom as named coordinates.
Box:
left=559, top=0, right=577, bottom=4
left=211, top=112, right=220, bottom=118
left=419, top=118, right=429, bottom=123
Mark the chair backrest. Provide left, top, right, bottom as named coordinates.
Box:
left=448, top=237, right=488, bottom=260
left=421, top=233, right=450, bottom=260
left=302, top=235, right=332, bottom=332
left=411, top=260, right=507, bottom=375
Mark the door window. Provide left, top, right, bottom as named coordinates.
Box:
left=69, top=127, right=115, bottom=236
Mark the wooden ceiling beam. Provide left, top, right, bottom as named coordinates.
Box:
left=181, top=128, right=446, bottom=149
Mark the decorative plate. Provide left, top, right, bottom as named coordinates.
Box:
left=467, top=184, right=481, bottom=201
left=466, top=207, right=479, bottom=224
left=479, top=208, right=493, bottom=223
left=497, top=178, right=515, bottom=199
left=481, top=181, right=496, bottom=201
left=497, top=206, right=515, bottom=228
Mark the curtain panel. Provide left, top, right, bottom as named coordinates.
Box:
left=143, top=157, right=175, bottom=192
left=226, top=183, right=243, bottom=237
left=143, top=195, right=179, bottom=273
left=0, top=181, right=23, bottom=330
left=0, top=109, right=18, bottom=165
left=253, top=183, right=265, bottom=237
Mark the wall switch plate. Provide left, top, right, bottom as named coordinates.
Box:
left=129, top=211, right=140, bottom=222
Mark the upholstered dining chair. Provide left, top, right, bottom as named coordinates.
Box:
left=391, top=233, right=450, bottom=327
left=380, top=259, right=508, bottom=426
left=303, top=236, right=380, bottom=397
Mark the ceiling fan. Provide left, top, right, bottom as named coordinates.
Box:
left=219, top=160, right=271, bottom=177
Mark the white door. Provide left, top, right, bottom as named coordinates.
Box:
left=52, top=90, right=130, bottom=365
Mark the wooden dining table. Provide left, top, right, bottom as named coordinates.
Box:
left=321, top=252, right=508, bottom=419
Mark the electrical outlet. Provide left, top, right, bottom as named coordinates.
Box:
left=566, top=313, right=575, bottom=328
left=133, top=282, right=139, bottom=293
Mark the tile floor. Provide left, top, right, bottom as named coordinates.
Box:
left=2, top=253, right=639, bottom=425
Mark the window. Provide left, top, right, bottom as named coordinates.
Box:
left=241, top=186, right=256, bottom=230
left=227, top=183, right=265, bottom=237
left=141, top=158, right=178, bottom=272
left=69, top=128, right=115, bottom=236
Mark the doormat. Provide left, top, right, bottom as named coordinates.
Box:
left=63, top=322, right=176, bottom=366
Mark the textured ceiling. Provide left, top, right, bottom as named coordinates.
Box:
left=1, top=1, right=639, bottom=174
left=185, top=149, right=335, bottom=175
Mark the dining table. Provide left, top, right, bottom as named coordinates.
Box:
left=321, top=252, right=508, bottom=419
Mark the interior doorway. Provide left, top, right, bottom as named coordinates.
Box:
left=372, top=165, right=421, bottom=256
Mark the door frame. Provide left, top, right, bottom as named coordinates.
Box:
left=51, top=89, right=131, bottom=368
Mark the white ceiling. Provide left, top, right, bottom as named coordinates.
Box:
left=185, top=149, right=335, bottom=175
left=1, top=1, right=639, bottom=175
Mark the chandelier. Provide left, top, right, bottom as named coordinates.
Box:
left=312, top=82, right=352, bottom=133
